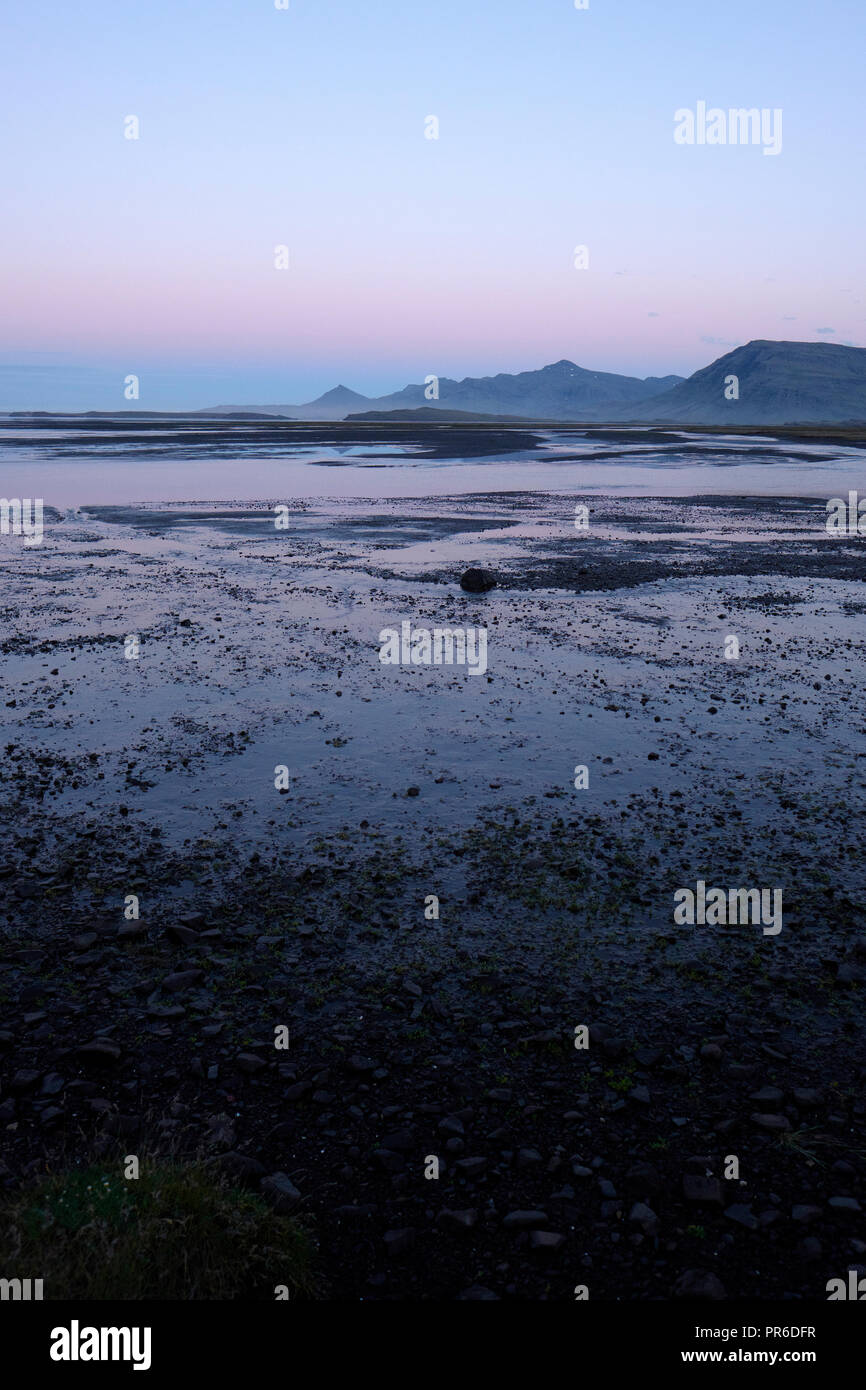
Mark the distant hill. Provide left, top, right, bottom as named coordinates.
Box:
left=365, top=361, right=684, bottom=419
left=345, top=406, right=532, bottom=423
left=196, top=341, right=866, bottom=425
left=618, top=340, right=866, bottom=424
left=200, top=360, right=684, bottom=422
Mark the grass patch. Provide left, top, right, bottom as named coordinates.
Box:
left=1, top=1162, right=317, bottom=1300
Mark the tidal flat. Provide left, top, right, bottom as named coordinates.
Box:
left=0, top=483, right=864, bottom=1300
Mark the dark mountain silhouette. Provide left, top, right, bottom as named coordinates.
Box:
left=616, top=340, right=866, bottom=424
left=197, top=341, right=866, bottom=424
left=200, top=361, right=683, bottom=421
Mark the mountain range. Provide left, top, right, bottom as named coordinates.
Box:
left=199, top=340, right=866, bottom=425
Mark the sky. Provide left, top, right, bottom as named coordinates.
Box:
left=1, top=0, right=864, bottom=409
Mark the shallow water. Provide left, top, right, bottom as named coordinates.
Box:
left=1, top=421, right=864, bottom=507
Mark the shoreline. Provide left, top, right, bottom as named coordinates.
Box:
left=1, top=489, right=864, bottom=1300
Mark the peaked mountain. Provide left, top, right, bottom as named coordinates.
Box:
left=617, top=340, right=866, bottom=424
left=304, top=384, right=372, bottom=410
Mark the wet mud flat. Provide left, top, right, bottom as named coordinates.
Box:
left=0, top=492, right=864, bottom=1301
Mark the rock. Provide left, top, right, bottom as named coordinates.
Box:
left=347, top=1054, right=377, bottom=1073
left=629, top=1202, right=659, bottom=1233
left=163, top=970, right=204, bottom=993
left=529, top=1230, right=566, bottom=1251
left=455, top=1156, right=487, bottom=1178
left=457, top=1285, right=499, bottom=1300
left=117, top=922, right=146, bottom=940
left=235, top=1052, right=267, bottom=1074
left=517, top=1148, right=543, bottom=1169
left=213, top=1151, right=266, bottom=1186
left=683, top=1175, right=723, bottom=1205
left=383, top=1228, right=415, bottom=1256
left=166, top=924, right=200, bottom=945
left=674, top=1269, right=727, bottom=1300
left=459, top=568, right=496, bottom=593
left=9, top=1069, right=40, bottom=1094
left=380, top=1128, right=414, bottom=1152
left=828, top=1197, right=862, bottom=1213
left=373, top=1149, right=404, bottom=1174
left=77, top=1039, right=121, bottom=1065
left=750, top=1086, right=785, bottom=1105
left=792, top=1204, right=822, bottom=1223
left=700, top=1043, right=722, bottom=1062
left=835, top=963, right=865, bottom=985
left=792, top=1088, right=820, bottom=1107
left=260, top=1172, right=301, bottom=1212
left=204, top=1114, right=236, bottom=1149
left=631, top=1084, right=651, bottom=1105
left=724, top=1204, right=759, bottom=1230
left=625, top=1162, right=662, bottom=1195
left=437, top=1208, right=477, bottom=1231
left=438, top=1115, right=464, bottom=1137
left=503, top=1209, right=548, bottom=1230
left=751, top=1112, right=791, bottom=1131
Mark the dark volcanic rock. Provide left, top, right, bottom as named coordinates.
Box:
left=459, top=567, right=497, bottom=593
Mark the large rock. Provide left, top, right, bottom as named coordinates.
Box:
left=459, top=568, right=497, bottom=593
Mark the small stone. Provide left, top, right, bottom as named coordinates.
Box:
left=529, top=1230, right=565, bottom=1251
left=236, top=1052, right=267, bottom=1074
left=437, top=1208, right=477, bottom=1231
left=455, top=1156, right=487, bottom=1178
left=629, top=1202, right=659, bottom=1233
left=750, top=1086, right=785, bottom=1105
left=77, top=1039, right=121, bottom=1064
left=213, top=1151, right=266, bottom=1186
left=438, top=1115, right=464, bottom=1136
left=9, top=1069, right=41, bottom=1093
left=828, top=1196, right=861, bottom=1213
left=260, top=1172, right=301, bottom=1212
left=683, top=1175, right=723, bottom=1205
left=518, top=1148, right=543, bottom=1169
left=374, top=1149, right=404, bottom=1174
left=751, top=1113, right=790, bottom=1131
left=503, top=1209, right=548, bottom=1229
left=725, top=1204, right=758, bottom=1231
left=163, top=970, right=204, bottom=993
left=383, top=1228, right=415, bottom=1256
left=674, top=1269, right=727, bottom=1300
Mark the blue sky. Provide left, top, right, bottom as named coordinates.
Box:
left=1, top=0, right=864, bottom=408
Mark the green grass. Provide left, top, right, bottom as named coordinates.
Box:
left=1, top=1162, right=317, bottom=1300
